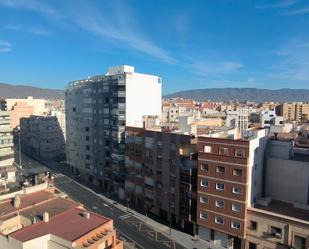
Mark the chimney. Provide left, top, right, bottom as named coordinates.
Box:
left=14, top=194, right=21, bottom=208
left=43, top=211, right=49, bottom=222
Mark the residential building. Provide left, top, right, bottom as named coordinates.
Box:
left=20, top=116, right=65, bottom=160
left=50, top=110, right=66, bottom=140
left=65, top=65, right=162, bottom=199
left=6, top=96, right=47, bottom=128
left=196, top=128, right=268, bottom=248
left=0, top=99, right=7, bottom=111
left=246, top=199, right=309, bottom=249
left=226, top=109, right=249, bottom=133
left=9, top=101, right=34, bottom=129
left=259, top=109, right=283, bottom=128
left=0, top=183, right=123, bottom=249
left=279, top=102, right=309, bottom=122
left=0, top=104, right=15, bottom=186
left=125, top=126, right=198, bottom=234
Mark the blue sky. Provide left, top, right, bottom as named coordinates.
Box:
left=0, top=0, right=309, bottom=94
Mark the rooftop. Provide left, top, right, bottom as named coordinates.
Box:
left=0, top=190, right=79, bottom=221
left=253, top=199, right=309, bottom=223
left=11, top=207, right=110, bottom=243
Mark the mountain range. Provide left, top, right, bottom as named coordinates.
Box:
left=1, top=83, right=309, bottom=102
left=0, top=83, right=64, bottom=99
left=165, top=88, right=309, bottom=103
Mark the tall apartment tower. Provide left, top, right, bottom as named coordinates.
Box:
left=0, top=99, right=15, bottom=184
left=196, top=128, right=268, bottom=249
left=65, top=65, right=162, bottom=199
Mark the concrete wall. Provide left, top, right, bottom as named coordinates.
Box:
left=125, top=72, right=161, bottom=127
left=265, top=157, right=309, bottom=204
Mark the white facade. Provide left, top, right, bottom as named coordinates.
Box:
left=226, top=109, right=249, bottom=133
left=0, top=110, right=15, bottom=184
left=125, top=71, right=162, bottom=127
left=260, top=109, right=283, bottom=128
left=246, top=129, right=268, bottom=206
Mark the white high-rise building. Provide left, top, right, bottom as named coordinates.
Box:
left=0, top=103, right=15, bottom=186
left=65, top=65, right=162, bottom=199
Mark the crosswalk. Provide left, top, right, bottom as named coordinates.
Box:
left=119, top=214, right=132, bottom=220
left=52, top=173, right=65, bottom=178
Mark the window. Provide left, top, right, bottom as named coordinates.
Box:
left=231, top=221, right=241, bottom=229
left=215, top=217, right=224, bottom=224
left=219, top=147, right=228, bottom=156
left=85, top=127, right=90, bottom=132
left=235, top=149, right=246, bottom=158
left=249, top=221, right=257, bottom=230
left=204, top=146, right=211, bottom=153
left=216, top=183, right=225, bottom=191
left=201, top=163, right=209, bottom=171
left=233, top=169, right=243, bottom=176
left=216, top=166, right=225, bottom=174
left=201, top=180, right=208, bottom=188
left=200, top=212, right=208, bottom=220
left=232, top=203, right=242, bottom=212
left=270, top=226, right=282, bottom=238
left=200, top=196, right=208, bottom=204
left=233, top=186, right=242, bottom=194
left=294, top=235, right=306, bottom=249
left=215, top=200, right=224, bottom=208
left=249, top=243, right=257, bottom=249
left=86, top=136, right=90, bottom=141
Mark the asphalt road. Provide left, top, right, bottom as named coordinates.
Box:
left=18, top=153, right=187, bottom=249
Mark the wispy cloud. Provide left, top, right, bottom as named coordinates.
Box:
left=186, top=58, right=243, bottom=77
left=0, top=0, right=176, bottom=64
left=0, top=0, right=60, bottom=17
left=0, top=40, right=11, bottom=47
left=271, top=39, right=309, bottom=81
left=67, top=1, right=176, bottom=64
left=283, top=7, right=309, bottom=15
left=6, top=24, right=51, bottom=36
left=255, top=0, right=299, bottom=9
left=0, top=40, right=12, bottom=53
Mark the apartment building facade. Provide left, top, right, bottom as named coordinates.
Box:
left=246, top=200, right=309, bottom=249
left=125, top=126, right=197, bottom=233
left=20, top=116, right=65, bottom=160
left=0, top=102, right=15, bottom=185
left=65, top=65, right=161, bottom=199
left=196, top=129, right=268, bottom=249
left=279, top=102, right=309, bottom=122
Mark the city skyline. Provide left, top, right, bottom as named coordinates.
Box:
left=1, top=0, right=309, bottom=93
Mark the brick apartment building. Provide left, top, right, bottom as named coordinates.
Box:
left=196, top=129, right=268, bottom=249
left=125, top=126, right=198, bottom=233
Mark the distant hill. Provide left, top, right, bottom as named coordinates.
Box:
left=0, top=83, right=64, bottom=99
left=164, top=88, right=309, bottom=103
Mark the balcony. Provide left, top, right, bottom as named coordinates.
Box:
left=0, top=149, right=14, bottom=157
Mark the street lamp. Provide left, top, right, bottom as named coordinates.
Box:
left=18, top=128, right=22, bottom=169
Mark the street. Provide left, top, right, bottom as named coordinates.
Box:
left=18, top=153, right=187, bottom=249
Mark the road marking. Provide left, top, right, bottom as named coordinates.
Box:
left=116, top=230, right=145, bottom=249
left=119, top=214, right=131, bottom=220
